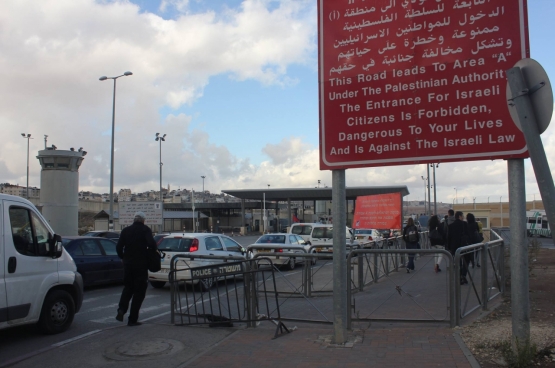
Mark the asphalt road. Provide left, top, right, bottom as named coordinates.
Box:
left=1, top=233, right=551, bottom=366
left=0, top=235, right=262, bottom=366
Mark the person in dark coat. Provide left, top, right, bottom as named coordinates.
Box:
left=448, top=211, right=471, bottom=285
left=116, top=211, right=157, bottom=326
left=428, top=215, right=445, bottom=273
left=402, top=217, right=420, bottom=273
left=466, top=213, right=481, bottom=268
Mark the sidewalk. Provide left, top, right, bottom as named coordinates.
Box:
left=5, top=319, right=480, bottom=368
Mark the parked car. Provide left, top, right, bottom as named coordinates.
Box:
left=289, top=223, right=358, bottom=253
left=82, top=230, right=121, bottom=241
left=353, top=228, right=384, bottom=245
left=1, top=193, right=83, bottom=334
left=153, top=233, right=170, bottom=245
left=62, top=236, right=123, bottom=287
left=148, top=233, right=246, bottom=290
left=250, top=233, right=312, bottom=269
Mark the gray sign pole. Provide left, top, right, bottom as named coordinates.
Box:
left=507, top=159, right=530, bottom=346
left=507, top=66, right=555, bottom=245
left=332, top=169, right=347, bottom=344
left=506, top=65, right=555, bottom=349
left=427, top=164, right=431, bottom=215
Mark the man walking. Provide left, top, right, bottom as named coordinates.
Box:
left=447, top=211, right=470, bottom=285
left=116, top=211, right=157, bottom=326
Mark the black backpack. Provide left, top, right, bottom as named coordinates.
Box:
left=407, top=226, right=418, bottom=243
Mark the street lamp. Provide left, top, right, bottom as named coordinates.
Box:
left=99, top=71, right=133, bottom=230
left=156, top=133, right=166, bottom=233
left=454, top=187, right=458, bottom=204
left=268, top=184, right=270, bottom=189
left=155, top=133, right=166, bottom=202
left=21, top=133, right=32, bottom=199
left=201, top=175, right=206, bottom=202
left=318, top=180, right=321, bottom=188
left=421, top=176, right=427, bottom=215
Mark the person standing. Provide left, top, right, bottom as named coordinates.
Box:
left=448, top=211, right=471, bottom=285
left=116, top=211, right=157, bottom=326
left=428, top=215, right=445, bottom=273
left=403, top=217, right=420, bottom=273
left=446, top=209, right=456, bottom=225
left=466, top=213, right=481, bottom=268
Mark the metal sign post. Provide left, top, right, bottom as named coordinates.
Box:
left=332, top=170, right=347, bottom=344
left=506, top=61, right=554, bottom=352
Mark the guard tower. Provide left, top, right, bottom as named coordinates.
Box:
left=37, top=146, right=86, bottom=235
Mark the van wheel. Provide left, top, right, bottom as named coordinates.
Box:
left=199, top=277, right=214, bottom=291
left=150, top=281, right=166, bottom=289
left=287, top=257, right=296, bottom=270
left=38, top=290, right=75, bottom=335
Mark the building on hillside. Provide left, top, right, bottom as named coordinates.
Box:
left=118, top=188, right=132, bottom=202
left=0, top=183, right=40, bottom=198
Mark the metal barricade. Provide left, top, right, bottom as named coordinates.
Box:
left=168, top=254, right=290, bottom=338
left=454, top=230, right=505, bottom=326
left=347, top=248, right=455, bottom=328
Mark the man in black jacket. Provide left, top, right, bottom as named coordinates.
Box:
left=447, top=211, right=471, bottom=285
left=116, top=211, right=157, bottom=326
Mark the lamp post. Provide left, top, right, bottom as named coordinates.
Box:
left=201, top=175, right=206, bottom=202
left=21, top=133, right=32, bottom=199
left=99, top=71, right=133, bottom=230
left=500, top=196, right=503, bottom=227
left=44, top=135, right=48, bottom=149
left=421, top=176, right=427, bottom=215
left=454, top=187, right=458, bottom=204
left=155, top=133, right=166, bottom=232
left=318, top=180, right=321, bottom=188
left=463, top=197, right=466, bottom=204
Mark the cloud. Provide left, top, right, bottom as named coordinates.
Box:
left=0, top=0, right=315, bottom=194
left=262, top=136, right=311, bottom=165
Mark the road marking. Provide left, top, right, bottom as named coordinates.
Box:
left=82, top=293, right=121, bottom=303
left=81, top=295, right=158, bottom=314
left=51, top=330, right=102, bottom=347
left=89, top=302, right=171, bottom=323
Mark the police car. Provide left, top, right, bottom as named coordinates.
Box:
left=148, top=233, right=246, bottom=290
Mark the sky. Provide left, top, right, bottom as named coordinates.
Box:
left=1, top=0, right=554, bottom=205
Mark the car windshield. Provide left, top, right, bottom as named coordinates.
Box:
left=256, top=235, right=286, bottom=243
left=291, top=225, right=312, bottom=236
left=158, top=237, right=193, bottom=252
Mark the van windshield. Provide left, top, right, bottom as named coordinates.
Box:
left=158, top=238, right=193, bottom=252
left=291, top=225, right=312, bottom=236
left=312, top=227, right=333, bottom=239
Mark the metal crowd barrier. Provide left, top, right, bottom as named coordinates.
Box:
left=164, top=229, right=504, bottom=330
left=168, top=254, right=290, bottom=338
left=453, top=230, right=505, bottom=326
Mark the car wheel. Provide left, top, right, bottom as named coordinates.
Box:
left=38, top=290, right=75, bottom=335
left=287, top=257, right=296, bottom=270
left=150, top=281, right=166, bottom=289
left=199, top=277, right=214, bottom=291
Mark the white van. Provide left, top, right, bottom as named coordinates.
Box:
left=1, top=194, right=83, bottom=334
left=289, top=223, right=357, bottom=252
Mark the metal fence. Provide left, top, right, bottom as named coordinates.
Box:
left=168, top=254, right=290, bottom=338
left=165, top=230, right=504, bottom=330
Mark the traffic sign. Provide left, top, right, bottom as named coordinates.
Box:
left=318, top=0, right=530, bottom=170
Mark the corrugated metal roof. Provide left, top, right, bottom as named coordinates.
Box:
left=221, top=186, right=409, bottom=201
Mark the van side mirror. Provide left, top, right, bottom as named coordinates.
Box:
left=48, top=234, right=63, bottom=259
